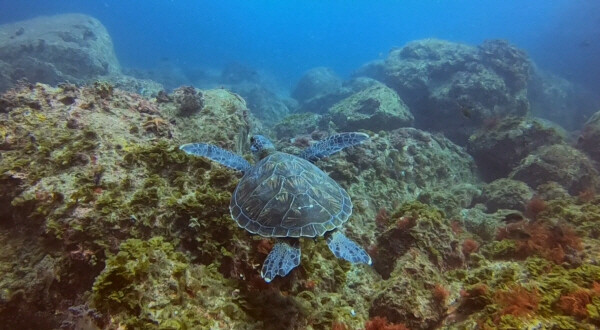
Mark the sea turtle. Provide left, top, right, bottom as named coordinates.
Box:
left=180, top=132, right=371, bottom=282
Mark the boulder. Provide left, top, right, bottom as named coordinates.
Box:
left=528, top=69, right=600, bottom=131
left=467, top=116, right=565, bottom=181
left=358, top=39, right=532, bottom=144
left=327, top=81, right=414, bottom=132
left=314, top=128, right=480, bottom=241
left=273, top=113, right=324, bottom=140
left=509, top=144, right=599, bottom=195
left=292, top=67, right=342, bottom=103
left=220, top=61, right=259, bottom=84
left=370, top=249, right=449, bottom=329
left=0, top=14, right=121, bottom=92
left=229, top=83, right=292, bottom=126
left=476, top=178, right=534, bottom=213
left=292, top=67, right=350, bottom=114
left=578, top=110, right=600, bottom=165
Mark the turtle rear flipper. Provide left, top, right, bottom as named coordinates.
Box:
left=180, top=143, right=251, bottom=172
left=326, top=231, right=372, bottom=265
left=261, top=240, right=301, bottom=283
left=299, top=132, right=369, bottom=162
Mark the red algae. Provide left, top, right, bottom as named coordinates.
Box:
left=461, top=239, right=479, bottom=256
left=331, top=322, right=348, bottom=330
left=432, top=284, right=450, bottom=304
left=557, top=282, right=600, bottom=318
left=524, top=196, right=547, bottom=220
left=365, top=316, right=410, bottom=330
left=375, top=207, right=390, bottom=229
left=557, top=289, right=592, bottom=318
left=496, top=221, right=582, bottom=263
left=494, top=285, right=540, bottom=321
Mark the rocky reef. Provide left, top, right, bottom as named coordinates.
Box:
left=1, top=12, right=600, bottom=328
left=1, top=76, right=600, bottom=329
left=0, top=14, right=120, bottom=92
left=355, top=39, right=531, bottom=144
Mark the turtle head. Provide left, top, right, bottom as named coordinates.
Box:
left=250, top=135, right=275, bottom=159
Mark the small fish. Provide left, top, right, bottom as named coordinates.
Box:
left=458, top=104, right=473, bottom=119
left=502, top=212, right=524, bottom=224
left=579, top=40, right=591, bottom=48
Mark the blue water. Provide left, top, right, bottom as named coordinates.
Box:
left=1, top=0, right=598, bottom=91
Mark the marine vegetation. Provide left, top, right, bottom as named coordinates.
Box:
left=1, top=37, right=600, bottom=330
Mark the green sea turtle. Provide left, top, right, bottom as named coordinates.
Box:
left=180, top=132, right=371, bottom=282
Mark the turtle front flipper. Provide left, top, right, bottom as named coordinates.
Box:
left=326, top=231, right=372, bottom=265
left=299, top=132, right=369, bottom=162
left=180, top=143, right=251, bottom=172
left=261, top=240, right=301, bottom=282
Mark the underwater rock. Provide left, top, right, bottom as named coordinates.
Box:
left=292, top=67, right=343, bottom=103
left=0, top=82, right=256, bottom=327
left=105, top=74, right=164, bottom=99
left=477, top=178, right=534, bottom=213
left=229, top=83, right=293, bottom=126
left=160, top=88, right=252, bottom=152
left=578, top=110, right=600, bottom=166
left=370, top=248, right=448, bottom=329
left=528, top=69, right=600, bottom=131
left=478, top=40, right=530, bottom=92
left=273, top=112, right=325, bottom=140
left=417, top=183, right=482, bottom=218
left=172, top=86, right=204, bottom=115
left=458, top=206, right=517, bottom=240
left=509, top=144, right=599, bottom=195
left=124, top=61, right=192, bottom=91
left=316, top=128, right=479, bottom=243
left=358, top=39, right=532, bottom=144
left=352, top=59, right=386, bottom=81
left=373, top=202, right=464, bottom=279
left=292, top=67, right=350, bottom=114
left=221, top=61, right=260, bottom=84
left=467, top=116, right=566, bottom=181
left=0, top=14, right=121, bottom=92
left=92, top=237, right=259, bottom=328
left=326, top=81, right=414, bottom=132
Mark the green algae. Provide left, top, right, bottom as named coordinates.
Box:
left=92, top=237, right=259, bottom=329
left=539, top=198, right=600, bottom=237
left=480, top=240, right=518, bottom=259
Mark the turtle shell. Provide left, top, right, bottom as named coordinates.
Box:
left=230, top=152, right=352, bottom=238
